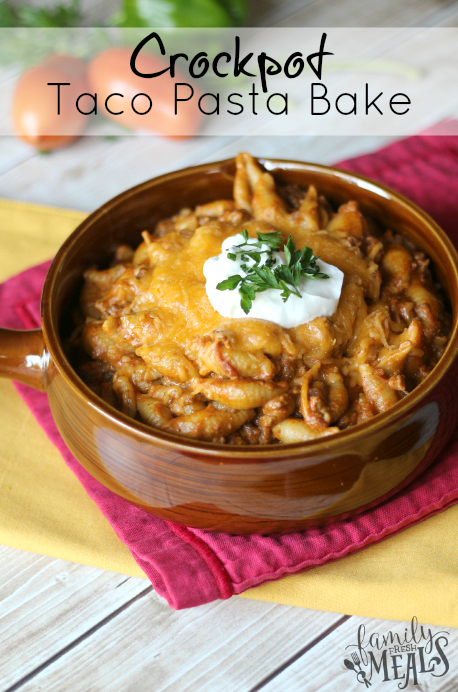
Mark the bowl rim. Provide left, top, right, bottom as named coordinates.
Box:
left=41, top=156, right=458, bottom=460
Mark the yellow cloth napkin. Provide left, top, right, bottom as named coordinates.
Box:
left=1, top=198, right=458, bottom=627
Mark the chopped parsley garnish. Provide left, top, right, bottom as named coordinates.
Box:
left=216, top=229, right=329, bottom=315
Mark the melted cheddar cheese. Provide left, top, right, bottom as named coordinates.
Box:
left=75, top=153, right=450, bottom=445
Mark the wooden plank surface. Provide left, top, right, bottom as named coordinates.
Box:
left=5, top=577, right=346, bottom=692
left=275, top=0, right=458, bottom=27
left=0, top=134, right=395, bottom=211
left=0, top=546, right=148, bottom=691
left=2, top=1, right=458, bottom=691
left=260, top=615, right=458, bottom=692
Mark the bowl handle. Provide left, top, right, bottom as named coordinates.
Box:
left=0, top=328, right=48, bottom=391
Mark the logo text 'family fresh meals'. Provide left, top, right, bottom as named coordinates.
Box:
left=343, top=617, right=450, bottom=688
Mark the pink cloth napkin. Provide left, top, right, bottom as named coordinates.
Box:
left=3, top=135, right=458, bottom=610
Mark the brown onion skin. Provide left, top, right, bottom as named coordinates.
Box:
left=87, top=47, right=202, bottom=138
left=12, top=55, right=89, bottom=152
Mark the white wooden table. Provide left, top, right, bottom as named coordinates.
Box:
left=2, top=1, right=458, bottom=690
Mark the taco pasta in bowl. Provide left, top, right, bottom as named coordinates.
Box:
left=2, top=154, right=458, bottom=533
left=75, top=153, right=451, bottom=448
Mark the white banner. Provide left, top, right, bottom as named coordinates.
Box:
left=2, top=27, right=458, bottom=138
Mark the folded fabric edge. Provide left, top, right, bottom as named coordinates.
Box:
left=231, top=491, right=458, bottom=594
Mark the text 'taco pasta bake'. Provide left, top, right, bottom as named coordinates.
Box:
left=74, top=154, right=451, bottom=445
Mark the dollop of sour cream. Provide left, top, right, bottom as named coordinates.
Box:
left=203, top=233, right=344, bottom=329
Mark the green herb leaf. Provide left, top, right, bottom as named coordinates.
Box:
left=17, top=0, right=81, bottom=27
left=215, top=230, right=330, bottom=315
left=240, top=293, right=251, bottom=314
left=239, top=283, right=256, bottom=299
left=112, top=0, right=246, bottom=28
left=301, top=246, right=313, bottom=266
left=283, top=239, right=292, bottom=266
left=303, top=272, right=329, bottom=280
left=217, top=0, right=248, bottom=25
left=251, top=266, right=279, bottom=289
left=217, top=275, right=241, bottom=291
left=0, top=1, right=17, bottom=26
left=239, top=281, right=256, bottom=315
left=255, top=230, right=283, bottom=250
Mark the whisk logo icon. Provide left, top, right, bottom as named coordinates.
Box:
left=343, top=617, right=450, bottom=688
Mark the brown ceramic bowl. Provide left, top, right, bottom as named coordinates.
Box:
left=1, top=158, right=458, bottom=535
